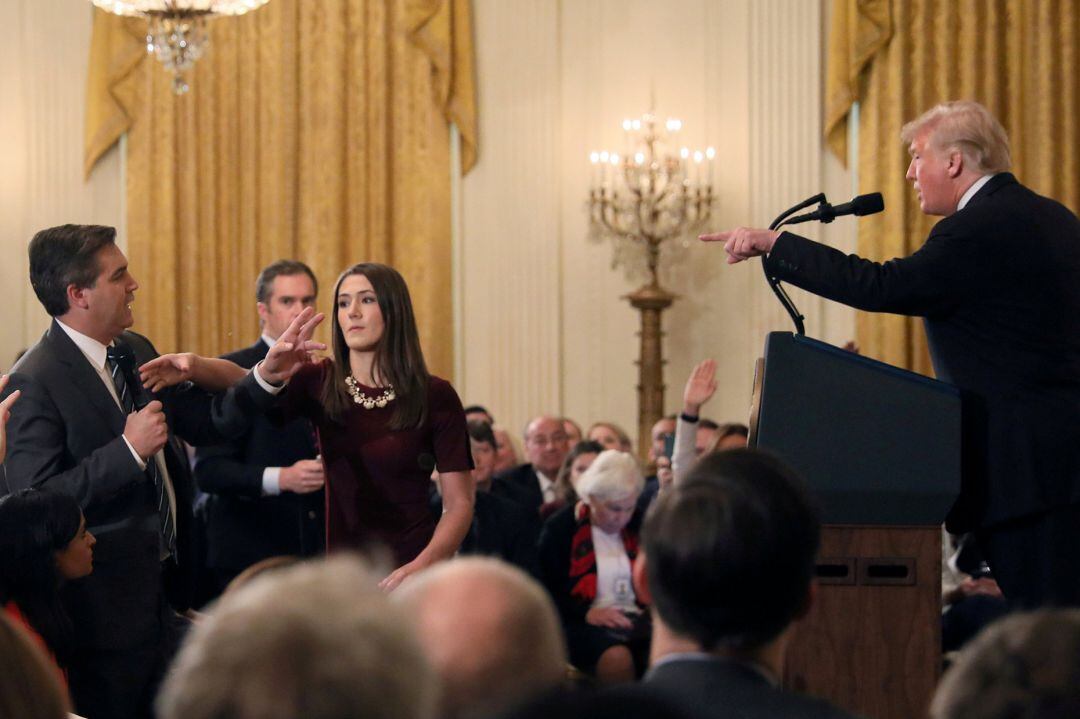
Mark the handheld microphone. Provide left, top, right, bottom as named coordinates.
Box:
left=110, top=342, right=154, bottom=410
left=786, top=192, right=884, bottom=224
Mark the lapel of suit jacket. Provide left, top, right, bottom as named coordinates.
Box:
left=45, top=320, right=127, bottom=435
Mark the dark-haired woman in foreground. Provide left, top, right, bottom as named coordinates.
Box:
left=0, top=488, right=96, bottom=683
left=145, top=263, right=474, bottom=591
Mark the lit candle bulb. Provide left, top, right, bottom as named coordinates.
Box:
left=693, top=150, right=704, bottom=185
left=705, top=146, right=716, bottom=186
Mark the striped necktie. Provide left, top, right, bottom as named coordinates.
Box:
left=106, top=343, right=176, bottom=556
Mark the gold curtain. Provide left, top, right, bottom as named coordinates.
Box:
left=826, top=0, right=1080, bottom=375
left=84, top=0, right=478, bottom=378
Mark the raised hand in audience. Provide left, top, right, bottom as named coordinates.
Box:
left=683, top=358, right=718, bottom=416
left=139, top=354, right=249, bottom=392
left=258, top=306, right=326, bottom=385
left=0, top=374, right=20, bottom=463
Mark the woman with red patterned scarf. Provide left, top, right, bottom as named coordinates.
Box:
left=538, top=449, right=648, bottom=684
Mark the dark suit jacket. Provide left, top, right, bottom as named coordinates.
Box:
left=767, top=173, right=1080, bottom=531
left=453, top=489, right=540, bottom=575
left=491, top=462, right=545, bottom=514
left=194, top=339, right=324, bottom=573
left=645, top=657, right=858, bottom=719
left=1, top=321, right=271, bottom=653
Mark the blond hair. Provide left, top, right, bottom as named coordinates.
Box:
left=0, top=613, right=69, bottom=719
left=901, top=101, right=1011, bottom=174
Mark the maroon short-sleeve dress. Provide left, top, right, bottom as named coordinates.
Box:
left=282, top=360, right=473, bottom=564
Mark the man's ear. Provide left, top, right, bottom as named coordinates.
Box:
left=632, top=553, right=652, bottom=605
left=67, top=284, right=90, bottom=311
left=793, top=580, right=817, bottom=621
left=256, top=301, right=270, bottom=326
left=947, top=148, right=965, bottom=178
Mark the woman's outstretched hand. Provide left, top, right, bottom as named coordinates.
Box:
left=139, top=354, right=249, bottom=392
left=140, top=353, right=198, bottom=392
left=259, top=307, right=326, bottom=385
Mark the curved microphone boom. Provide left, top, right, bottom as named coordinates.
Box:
left=761, top=192, right=885, bottom=335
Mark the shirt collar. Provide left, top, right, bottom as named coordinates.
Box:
left=958, top=173, right=996, bottom=211
left=535, top=468, right=554, bottom=490
left=260, top=333, right=277, bottom=349
left=56, top=319, right=111, bottom=371
left=647, top=652, right=780, bottom=687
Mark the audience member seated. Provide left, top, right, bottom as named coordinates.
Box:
left=930, top=609, right=1080, bottom=719
left=493, top=415, right=570, bottom=515
left=544, top=440, right=604, bottom=520
left=538, top=450, right=649, bottom=685
left=156, top=555, right=436, bottom=719
left=635, top=450, right=857, bottom=719
left=671, top=359, right=725, bottom=483
left=0, top=612, right=71, bottom=719
left=438, top=420, right=539, bottom=574
left=464, top=404, right=495, bottom=425
left=563, top=417, right=584, bottom=444
left=587, top=422, right=633, bottom=453
left=396, top=557, right=566, bottom=718
left=0, top=488, right=96, bottom=684
left=638, top=415, right=677, bottom=510
left=711, top=422, right=749, bottom=450
left=941, top=532, right=1008, bottom=653
left=493, top=426, right=521, bottom=473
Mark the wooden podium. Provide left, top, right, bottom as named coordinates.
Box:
left=749, top=333, right=961, bottom=719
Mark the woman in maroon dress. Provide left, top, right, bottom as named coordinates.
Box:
left=144, top=263, right=474, bottom=591
left=289, top=264, right=474, bottom=588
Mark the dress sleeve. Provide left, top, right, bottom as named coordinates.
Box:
left=428, top=377, right=474, bottom=473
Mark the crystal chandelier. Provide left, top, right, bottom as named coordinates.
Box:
left=91, top=1, right=271, bottom=94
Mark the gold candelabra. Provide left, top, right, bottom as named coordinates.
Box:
left=588, top=111, right=715, bottom=460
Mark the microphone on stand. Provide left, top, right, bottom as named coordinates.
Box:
left=763, top=191, right=885, bottom=336
left=785, top=192, right=884, bottom=225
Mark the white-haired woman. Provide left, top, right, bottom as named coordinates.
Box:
left=537, top=450, right=649, bottom=685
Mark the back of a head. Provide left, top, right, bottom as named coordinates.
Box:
left=0, top=613, right=69, bottom=719
left=931, top=610, right=1080, bottom=719
left=396, top=557, right=567, bottom=718
left=642, top=449, right=820, bottom=651
left=157, top=556, right=437, bottom=719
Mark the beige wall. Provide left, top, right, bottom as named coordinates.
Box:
left=459, top=0, right=854, bottom=443
left=0, top=0, right=125, bottom=371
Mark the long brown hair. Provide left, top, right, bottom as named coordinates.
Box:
left=320, top=263, right=430, bottom=429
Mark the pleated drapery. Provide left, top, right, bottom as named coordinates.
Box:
left=826, top=0, right=1080, bottom=375
left=84, top=0, right=478, bottom=377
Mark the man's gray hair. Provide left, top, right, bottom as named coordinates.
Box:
left=931, top=609, right=1080, bottom=719
left=901, top=100, right=1011, bottom=174
left=157, top=555, right=436, bottom=719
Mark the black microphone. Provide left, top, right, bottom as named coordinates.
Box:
left=785, top=192, right=884, bottom=224
left=110, top=341, right=154, bottom=410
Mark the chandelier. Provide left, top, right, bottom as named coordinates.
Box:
left=91, top=1, right=271, bottom=94
left=588, top=111, right=715, bottom=287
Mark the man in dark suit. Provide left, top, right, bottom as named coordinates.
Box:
left=633, top=450, right=856, bottom=719
left=194, top=260, right=324, bottom=596
left=491, top=414, right=569, bottom=515
left=705, top=101, right=1080, bottom=608
left=1, top=225, right=275, bottom=719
